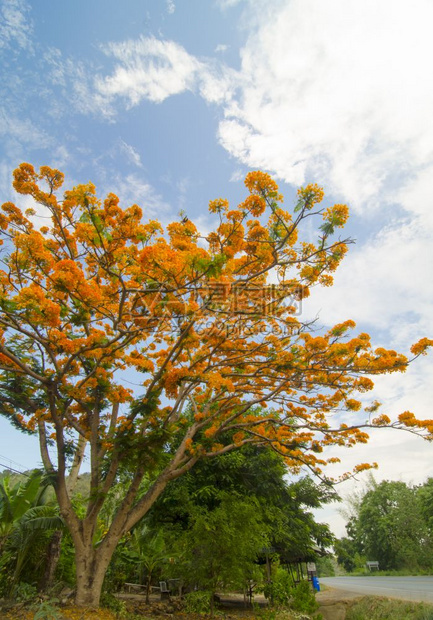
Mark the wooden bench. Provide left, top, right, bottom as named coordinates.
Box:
left=124, top=582, right=146, bottom=594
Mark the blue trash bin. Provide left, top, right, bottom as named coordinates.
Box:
left=312, top=576, right=320, bottom=592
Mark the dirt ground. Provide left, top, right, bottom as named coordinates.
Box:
left=0, top=594, right=271, bottom=620
left=0, top=589, right=361, bottom=620
left=316, top=587, right=364, bottom=620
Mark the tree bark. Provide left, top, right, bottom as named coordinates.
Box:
left=66, top=435, right=87, bottom=495
left=74, top=545, right=114, bottom=607
left=56, top=434, right=196, bottom=607
left=146, top=570, right=152, bottom=604
left=39, top=530, right=63, bottom=592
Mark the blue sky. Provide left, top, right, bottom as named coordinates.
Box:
left=1, top=0, right=433, bottom=535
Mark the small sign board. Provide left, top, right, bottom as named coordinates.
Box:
left=366, top=561, right=379, bottom=571
left=307, top=562, right=316, bottom=572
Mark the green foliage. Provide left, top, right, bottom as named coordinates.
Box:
left=262, top=566, right=320, bottom=617
left=358, top=481, right=429, bottom=569
left=117, top=443, right=336, bottom=607
left=0, top=470, right=62, bottom=592
left=0, top=470, right=47, bottom=536
left=55, top=531, right=76, bottom=587
left=264, top=566, right=293, bottom=605
left=32, top=598, right=62, bottom=620
left=103, top=543, right=131, bottom=593
left=417, top=478, right=433, bottom=533
left=100, top=592, right=128, bottom=617
left=147, top=443, right=335, bottom=567
left=315, top=555, right=335, bottom=577
left=346, top=596, right=433, bottom=620
left=252, top=606, right=278, bottom=620
left=183, top=590, right=212, bottom=614
left=179, top=493, right=267, bottom=595
left=116, top=525, right=174, bottom=601
left=126, top=526, right=167, bottom=576
left=12, top=580, right=38, bottom=601
left=289, top=580, right=319, bottom=616
left=338, top=476, right=433, bottom=572
left=334, top=537, right=359, bottom=573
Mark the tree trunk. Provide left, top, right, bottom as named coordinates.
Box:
left=146, top=570, right=152, bottom=604
left=74, top=545, right=115, bottom=607
left=39, top=530, right=63, bottom=591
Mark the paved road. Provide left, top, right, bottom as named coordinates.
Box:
left=320, top=576, right=433, bottom=603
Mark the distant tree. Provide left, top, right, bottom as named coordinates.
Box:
left=338, top=478, right=432, bottom=571
left=1, top=163, right=432, bottom=606
left=417, top=478, right=433, bottom=533
left=333, top=537, right=358, bottom=573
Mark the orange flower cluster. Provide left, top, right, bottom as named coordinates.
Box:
left=0, top=162, right=430, bottom=491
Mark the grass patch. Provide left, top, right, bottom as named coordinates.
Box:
left=346, top=596, right=433, bottom=620
left=350, top=569, right=433, bottom=577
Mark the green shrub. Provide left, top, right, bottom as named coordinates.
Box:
left=289, top=579, right=320, bottom=616
left=263, top=569, right=321, bottom=618
left=13, top=581, right=38, bottom=602
left=263, top=567, right=293, bottom=605
left=100, top=591, right=128, bottom=617
left=183, top=590, right=212, bottom=614
left=32, top=599, right=62, bottom=620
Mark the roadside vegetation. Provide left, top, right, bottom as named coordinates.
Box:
left=335, top=474, right=433, bottom=574
left=346, top=596, right=433, bottom=620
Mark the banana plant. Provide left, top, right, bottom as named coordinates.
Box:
left=0, top=470, right=63, bottom=592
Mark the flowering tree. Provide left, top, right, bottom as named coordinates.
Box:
left=0, top=163, right=431, bottom=606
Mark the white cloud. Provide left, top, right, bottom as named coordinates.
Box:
left=92, top=36, right=237, bottom=111
left=302, top=213, right=433, bottom=332
left=166, top=0, right=175, bottom=14
left=215, top=0, right=244, bottom=9
left=215, top=44, right=229, bottom=53
left=229, top=168, right=244, bottom=182
left=43, top=47, right=67, bottom=87
left=119, top=140, right=142, bottom=168
left=217, top=0, right=433, bottom=211
left=41, top=50, right=116, bottom=119
left=53, top=145, right=70, bottom=169
left=0, top=0, right=33, bottom=52
left=86, top=1, right=433, bottom=219
left=95, top=37, right=202, bottom=106
left=0, top=108, right=52, bottom=156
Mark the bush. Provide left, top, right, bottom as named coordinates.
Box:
left=289, top=580, right=320, bottom=616
left=263, top=567, right=293, bottom=605
left=12, top=581, right=38, bottom=602
left=32, top=598, right=62, bottom=620
left=183, top=590, right=212, bottom=614
left=100, top=591, right=128, bottom=617
left=263, top=569, right=321, bottom=618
